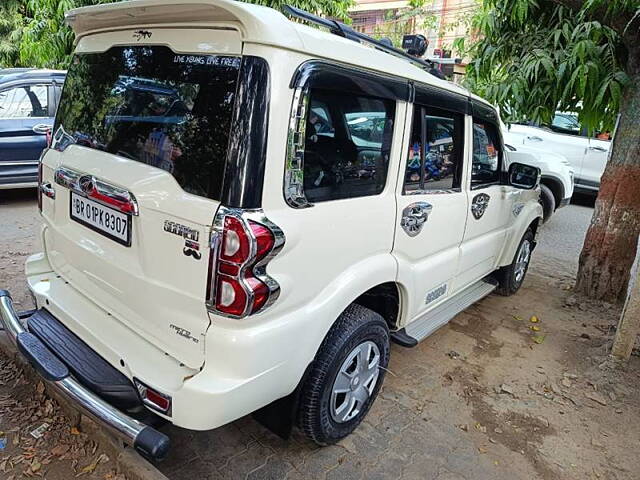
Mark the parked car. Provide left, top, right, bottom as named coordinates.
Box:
left=0, top=0, right=543, bottom=460
left=502, top=129, right=574, bottom=222
left=0, top=68, right=66, bottom=189
left=505, top=112, right=609, bottom=194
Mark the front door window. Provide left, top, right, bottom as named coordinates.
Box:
left=472, top=121, right=502, bottom=188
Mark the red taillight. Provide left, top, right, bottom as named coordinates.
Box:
left=207, top=210, right=283, bottom=318
left=215, top=274, right=249, bottom=317
left=220, top=216, right=251, bottom=263
left=37, top=162, right=43, bottom=212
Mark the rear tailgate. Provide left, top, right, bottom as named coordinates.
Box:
left=42, top=148, right=215, bottom=368
left=40, top=28, right=243, bottom=368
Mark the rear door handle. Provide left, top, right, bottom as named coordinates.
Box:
left=588, top=146, right=607, bottom=152
left=401, top=202, right=433, bottom=237
left=32, top=124, right=51, bottom=135
left=526, top=135, right=543, bottom=142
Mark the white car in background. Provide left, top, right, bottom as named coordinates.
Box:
left=502, top=128, right=574, bottom=223
left=505, top=112, right=609, bottom=194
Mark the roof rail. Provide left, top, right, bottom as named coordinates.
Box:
left=282, top=5, right=439, bottom=74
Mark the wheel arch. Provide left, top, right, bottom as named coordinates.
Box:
left=252, top=258, right=403, bottom=438
left=498, top=202, right=543, bottom=267
left=351, top=281, right=403, bottom=331
left=540, top=175, right=565, bottom=209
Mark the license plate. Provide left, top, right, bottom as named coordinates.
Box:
left=70, top=192, right=131, bottom=246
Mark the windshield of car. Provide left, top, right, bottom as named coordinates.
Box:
left=53, top=45, right=241, bottom=200
left=550, top=112, right=581, bottom=135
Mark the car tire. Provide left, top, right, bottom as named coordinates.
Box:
left=297, top=303, right=389, bottom=445
left=539, top=184, right=556, bottom=223
left=496, top=229, right=534, bottom=296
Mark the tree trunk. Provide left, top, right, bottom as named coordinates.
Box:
left=611, top=235, right=640, bottom=361
left=575, top=50, right=640, bottom=302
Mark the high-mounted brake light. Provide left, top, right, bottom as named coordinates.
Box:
left=206, top=208, right=285, bottom=318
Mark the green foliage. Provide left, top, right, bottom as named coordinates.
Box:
left=371, top=0, right=438, bottom=48
left=247, top=0, right=353, bottom=21
left=460, top=0, right=640, bottom=132
left=19, top=0, right=116, bottom=69
left=0, top=1, right=27, bottom=67
left=0, top=0, right=354, bottom=69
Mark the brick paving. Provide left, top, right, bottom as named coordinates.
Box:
left=157, top=335, right=534, bottom=480
left=155, top=265, right=640, bottom=480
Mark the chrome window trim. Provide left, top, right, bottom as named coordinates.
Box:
left=404, top=188, right=462, bottom=196
left=283, top=87, right=313, bottom=209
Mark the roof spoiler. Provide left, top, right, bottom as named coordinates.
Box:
left=64, top=0, right=301, bottom=48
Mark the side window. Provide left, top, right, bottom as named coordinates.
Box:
left=404, top=106, right=464, bottom=193
left=303, top=89, right=395, bottom=203
left=472, top=121, right=502, bottom=187
left=0, top=85, right=49, bottom=118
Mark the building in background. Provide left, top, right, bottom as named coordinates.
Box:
left=349, top=0, right=477, bottom=81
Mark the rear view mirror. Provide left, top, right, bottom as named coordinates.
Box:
left=508, top=162, right=540, bottom=190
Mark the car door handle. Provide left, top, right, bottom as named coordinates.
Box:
left=526, top=135, right=543, bottom=142
left=401, top=202, right=433, bottom=237
left=32, top=124, right=51, bottom=135
left=588, top=146, right=607, bottom=152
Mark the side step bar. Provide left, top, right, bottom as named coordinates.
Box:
left=392, top=279, right=497, bottom=346
left=0, top=290, right=169, bottom=461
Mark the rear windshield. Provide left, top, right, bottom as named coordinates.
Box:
left=53, top=46, right=240, bottom=200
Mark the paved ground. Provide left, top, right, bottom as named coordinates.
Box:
left=534, top=193, right=595, bottom=278
left=0, top=189, right=126, bottom=479
left=2, top=189, right=639, bottom=480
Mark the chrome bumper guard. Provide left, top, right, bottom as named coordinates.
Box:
left=0, top=290, right=169, bottom=461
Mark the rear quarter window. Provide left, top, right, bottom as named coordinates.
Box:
left=53, top=46, right=241, bottom=200
left=302, top=89, right=395, bottom=203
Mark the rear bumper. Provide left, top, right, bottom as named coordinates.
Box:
left=0, top=289, right=169, bottom=461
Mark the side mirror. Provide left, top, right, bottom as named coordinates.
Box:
left=508, top=162, right=540, bottom=190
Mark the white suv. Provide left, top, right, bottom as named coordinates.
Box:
left=502, top=129, right=575, bottom=222
left=506, top=112, right=610, bottom=194
left=0, top=0, right=543, bottom=460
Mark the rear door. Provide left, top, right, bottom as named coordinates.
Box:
left=392, top=89, right=468, bottom=324
left=40, top=29, right=244, bottom=368
left=582, top=136, right=610, bottom=189
left=0, top=83, right=52, bottom=186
